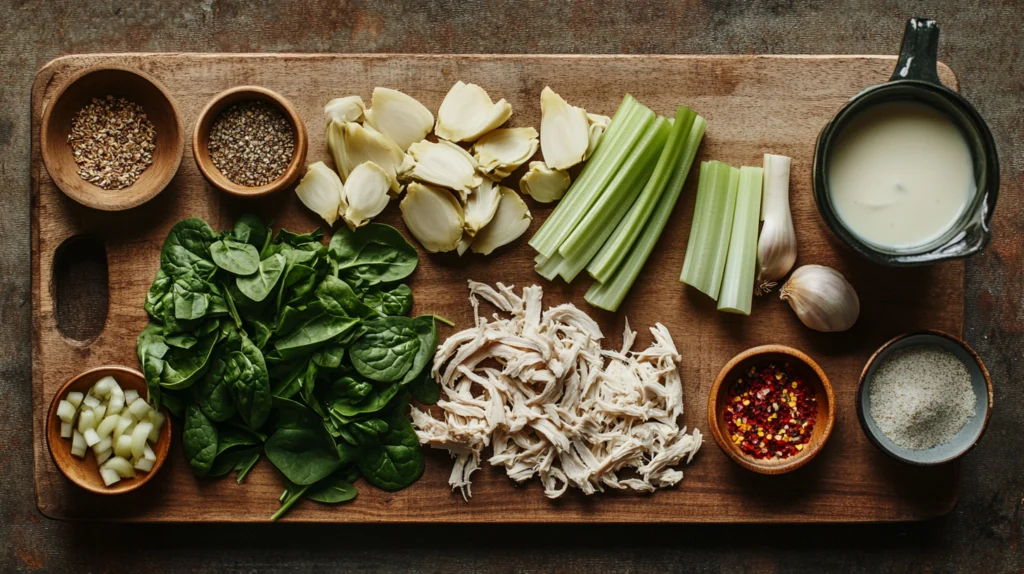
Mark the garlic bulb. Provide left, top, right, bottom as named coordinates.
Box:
left=295, top=162, right=344, bottom=226
left=780, top=265, right=860, bottom=332
left=472, top=127, right=539, bottom=179
left=539, top=86, right=590, bottom=170
left=405, top=139, right=482, bottom=196
left=324, top=96, right=365, bottom=125
left=520, top=161, right=570, bottom=203
left=756, top=153, right=797, bottom=294
left=463, top=178, right=501, bottom=236
left=435, top=81, right=513, bottom=143
left=401, top=183, right=464, bottom=253
left=326, top=120, right=405, bottom=193
left=341, top=161, right=391, bottom=229
left=471, top=187, right=532, bottom=255
left=364, top=88, right=434, bottom=151
left=584, top=113, right=611, bottom=160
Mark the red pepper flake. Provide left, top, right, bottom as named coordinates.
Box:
left=723, top=362, right=817, bottom=460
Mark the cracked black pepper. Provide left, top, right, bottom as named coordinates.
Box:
left=68, top=95, right=157, bottom=190
left=208, top=100, right=295, bottom=187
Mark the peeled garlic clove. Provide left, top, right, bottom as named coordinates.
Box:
left=780, top=265, right=860, bottom=332
left=341, top=161, right=391, bottom=229
left=584, top=113, right=611, bottom=160
left=463, top=178, right=501, bottom=236
left=539, top=86, right=590, bottom=170
left=401, top=183, right=464, bottom=253
left=364, top=88, right=434, bottom=151
left=324, top=96, right=366, bottom=125
left=327, top=120, right=405, bottom=193
left=472, top=127, right=539, bottom=179
left=435, top=81, right=513, bottom=142
left=295, top=161, right=344, bottom=226
left=470, top=187, right=532, bottom=255
left=406, top=139, right=482, bottom=195
left=520, top=161, right=571, bottom=204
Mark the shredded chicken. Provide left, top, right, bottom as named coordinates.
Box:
left=412, top=282, right=702, bottom=499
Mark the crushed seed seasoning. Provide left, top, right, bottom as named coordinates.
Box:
left=723, top=362, right=817, bottom=460
left=67, top=95, right=157, bottom=190
left=208, top=100, right=295, bottom=187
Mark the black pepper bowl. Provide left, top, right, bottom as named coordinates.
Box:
left=856, top=330, right=993, bottom=465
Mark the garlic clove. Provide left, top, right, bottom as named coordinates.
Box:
left=401, top=182, right=465, bottom=253
left=341, top=161, right=391, bottom=229
left=779, top=265, right=860, bottom=332
left=294, top=161, right=344, bottom=226
left=519, top=161, right=571, bottom=203
left=364, top=88, right=434, bottom=151
left=470, top=187, right=532, bottom=255
left=327, top=119, right=405, bottom=193
left=405, top=139, right=482, bottom=196
left=755, top=154, right=797, bottom=294
left=584, top=112, right=611, bottom=160
left=435, top=81, right=513, bottom=143
left=463, top=177, right=501, bottom=236
left=539, top=86, right=590, bottom=170
left=324, top=96, right=366, bottom=125
left=472, top=127, right=539, bottom=180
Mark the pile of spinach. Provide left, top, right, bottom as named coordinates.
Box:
left=136, top=215, right=441, bottom=520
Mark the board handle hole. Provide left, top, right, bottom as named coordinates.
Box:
left=53, top=235, right=108, bottom=342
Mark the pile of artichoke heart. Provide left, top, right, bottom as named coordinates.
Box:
left=295, top=83, right=610, bottom=256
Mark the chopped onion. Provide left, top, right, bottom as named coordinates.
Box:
left=70, top=430, right=87, bottom=458
left=100, top=467, right=121, bottom=486
left=93, top=376, right=116, bottom=397
left=134, top=456, right=155, bottom=473
left=60, top=421, right=73, bottom=439
left=107, top=386, right=125, bottom=416
left=128, top=398, right=151, bottom=420
left=113, top=416, right=133, bottom=442
left=91, top=405, right=106, bottom=421
left=147, top=411, right=165, bottom=443
left=83, top=395, right=101, bottom=409
left=96, top=414, right=119, bottom=439
left=66, top=391, right=84, bottom=409
left=131, top=422, right=153, bottom=460
left=77, top=410, right=96, bottom=433
left=92, top=436, right=112, bottom=455
left=114, top=434, right=133, bottom=459
left=56, top=400, right=77, bottom=423
left=143, top=443, right=156, bottom=462
left=103, top=456, right=136, bottom=479
left=95, top=448, right=113, bottom=466
left=83, top=428, right=101, bottom=447
left=124, top=389, right=140, bottom=405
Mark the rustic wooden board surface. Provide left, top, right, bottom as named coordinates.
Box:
left=32, top=53, right=962, bottom=523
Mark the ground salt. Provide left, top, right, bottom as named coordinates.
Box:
left=869, top=344, right=975, bottom=450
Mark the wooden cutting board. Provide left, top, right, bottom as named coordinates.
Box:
left=32, top=54, right=963, bottom=523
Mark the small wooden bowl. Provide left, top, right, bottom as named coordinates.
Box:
left=856, top=330, right=993, bottom=465
left=46, top=366, right=171, bottom=495
left=192, top=86, right=308, bottom=197
left=707, top=345, right=836, bottom=475
left=40, top=65, right=184, bottom=211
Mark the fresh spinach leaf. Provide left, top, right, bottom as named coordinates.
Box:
left=172, top=273, right=226, bottom=321
left=231, top=213, right=269, bottom=250
left=209, top=446, right=261, bottom=480
left=264, top=427, right=341, bottom=486
left=362, top=284, right=413, bottom=316
left=226, top=337, right=271, bottom=430
left=215, top=426, right=263, bottom=455
left=182, top=404, right=218, bottom=477
left=316, top=276, right=378, bottom=318
left=330, top=381, right=401, bottom=418
left=356, top=408, right=424, bottom=491
left=236, top=253, right=286, bottom=303
left=274, top=315, right=360, bottom=360
left=159, top=327, right=219, bottom=390
left=194, top=355, right=235, bottom=422
left=270, top=482, right=309, bottom=521
left=211, top=238, right=261, bottom=275
left=349, top=317, right=420, bottom=382
left=312, top=344, right=345, bottom=369
left=409, top=373, right=440, bottom=405
left=305, top=471, right=358, bottom=504
left=160, top=218, right=218, bottom=278
left=328, top=224, right=417, bottom=286
left=401, top=316, right=437, bottom=386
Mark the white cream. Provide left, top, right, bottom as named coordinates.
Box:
left=828, top=101, right=975, bottom=250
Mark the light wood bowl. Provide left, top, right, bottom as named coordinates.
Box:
left=192, top=86, right=308, bottom=197
left=707, top=345, right=836, bottom=475
left=46, top=366, right=171, bottom=495
left=40, top=65, right=184, bottom=211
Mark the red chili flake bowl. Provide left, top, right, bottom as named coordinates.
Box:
left=707, top=345, right=836, bottom=475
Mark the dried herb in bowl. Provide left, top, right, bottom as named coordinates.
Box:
left=208, top=100, right=295, bottom=187
left=68, top=95, right=157, bottom=190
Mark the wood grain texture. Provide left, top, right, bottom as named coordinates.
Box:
left=32, top=53, right=962, bottom=523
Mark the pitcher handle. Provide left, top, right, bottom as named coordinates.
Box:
left=891, top=18, right=941, bottom=84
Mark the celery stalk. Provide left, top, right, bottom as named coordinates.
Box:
left=587, top=107, right=697, bottom=283
left=679, top=161, right=739, bottom=300
left=534, top=252, right=564, bottom=281
left=717, top=166, right=764, bottom=315
left=585, top=117, right=707, bottom=311
left=528, top=96, right=655, bottom=257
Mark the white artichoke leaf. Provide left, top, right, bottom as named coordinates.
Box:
left=294, top=161, right=345, bottom=226
left=471, top=187, right=532, bottom=255
left=406, top=139, right=482, bottom=195
left=401, top=182, right=465, bottom=253
left=584, top=112, right=612, bottom=160
left=472, top=127, right=539, bottom=179
left=520, top=161, right=571, bottom=204
left=326, top=120, right=405, bottom=193
left=324, top=96, right=366, bottom=125
left=539, top=86, right=589, bottom=170
left=456, top=232, right=473, bottom=256
left=463, top=177, right=501, bottom=236
left=435, top=81, right=513, bottom=143
left=364, top=87, right=435, bottom=151
left=342, top=161, right=392, bottom=229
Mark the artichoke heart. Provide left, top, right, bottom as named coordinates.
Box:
left=520, top=161, right=571, bottom=204
left=327, top=120, right=405, bottom=193
left=471, top=187, right=532, bottom=255
left=406, top=139, right=482, bottom=196
left=295, top=161, right=345, bottom=226
left=364, top=87, right=434, bottom=151
left=472, top=127, right=539, bottom=180
left=539, top=86, right=590, bottom=170
left=463, top=178, right=501, bottom=236
left=584, top=113, right=611, bottom=160
left=341, top=161, right=391, bottom=229
left=435, top=81, right=513, bottom=142
left=324, top=96, right=366, bottom=125
left=401, top=183, right=465, bottom=253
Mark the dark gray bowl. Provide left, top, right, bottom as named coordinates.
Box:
left=856, top=331, right=993, bottom=465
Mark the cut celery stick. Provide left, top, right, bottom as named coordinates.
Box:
left=529, top=96, right=655, bottom=257
left=679, top=161, right=740, bottom=300
left=585, top=116, right=707, bottom=311
left=558, top=116, right=670, bottom=267
left=588, top=107, right=697, bottom=283
left=717, top=166, right=764, bottom=315
left=535, top=252, right=564, bottom=281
